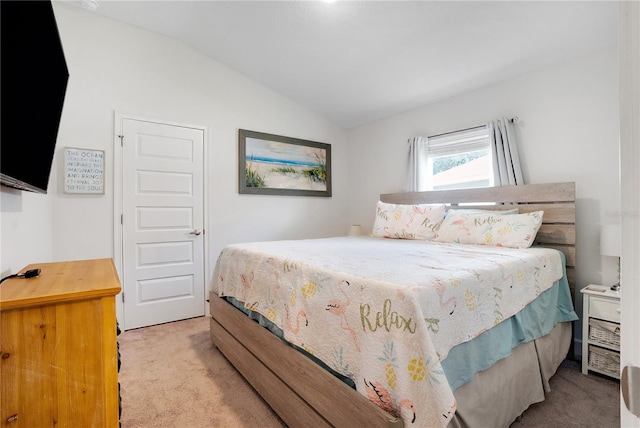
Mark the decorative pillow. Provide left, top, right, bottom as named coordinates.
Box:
left=433, top=209, right=544, bottom=248
left=372, top=201, right=446, bottom=240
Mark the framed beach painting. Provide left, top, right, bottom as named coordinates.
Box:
left=238, top=129, right=332, bottom=197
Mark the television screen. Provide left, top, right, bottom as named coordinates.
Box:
left=1, top=0, right=69, bottom=194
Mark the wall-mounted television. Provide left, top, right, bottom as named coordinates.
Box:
left=1, top=0, right=69, bottom=194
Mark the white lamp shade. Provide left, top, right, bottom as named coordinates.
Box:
left=600, top=224, right=621, bottom=257
left=348, top=224, right=363, bottom=236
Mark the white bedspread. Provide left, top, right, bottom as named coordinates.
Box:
left=212, top=236, right=563, bottom=427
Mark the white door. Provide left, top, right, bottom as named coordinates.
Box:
left=121, top=118, right=205, bottom=330
left=619, top=2, right=640, bottom=425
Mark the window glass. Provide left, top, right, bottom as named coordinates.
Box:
left=425, top=128, right=492, bottom=190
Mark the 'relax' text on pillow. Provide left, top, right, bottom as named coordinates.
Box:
left=372, top=201, right=446, bottom=240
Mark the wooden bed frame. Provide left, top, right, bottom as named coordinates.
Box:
left=209, top=182, right=576, bottom=428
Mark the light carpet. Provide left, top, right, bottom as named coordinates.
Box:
left=118, top=316, right=620, bottom=428
left=119, top=316, right=284, bottom=427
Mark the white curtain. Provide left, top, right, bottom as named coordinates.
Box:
left=408, top=136, right=428, bottom=192
left=489, top=118, right=523, bottom=186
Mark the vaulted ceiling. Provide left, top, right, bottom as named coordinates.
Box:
left=77, top=1, right=618, bottom=129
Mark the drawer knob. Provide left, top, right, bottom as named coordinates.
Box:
left=6, top=414, right=18, bottom=423
left=1, top=352, right=10, bottom=360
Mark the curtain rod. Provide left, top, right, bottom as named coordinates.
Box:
left=427, top=116, right=518, bottom=139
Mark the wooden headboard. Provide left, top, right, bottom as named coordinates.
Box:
left=380, top=182, right=577, bottom=296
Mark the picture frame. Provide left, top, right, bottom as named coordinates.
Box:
left=238, top=129, right=332, bottom=197
left=63, top=147, right=105, bottom=194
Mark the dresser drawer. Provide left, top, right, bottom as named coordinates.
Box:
left=589, top=296, right=620, bottom=322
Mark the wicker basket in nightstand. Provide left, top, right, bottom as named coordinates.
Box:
left=588, top=318, right=620, bottom=347
left=588, top=344, right=620, bottom=376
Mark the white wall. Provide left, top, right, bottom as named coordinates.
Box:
left=0, top=190, right=53, bottom=276
left=346, top=47, right=620, bottom=348
left=1, top=4, right=349, bottom=279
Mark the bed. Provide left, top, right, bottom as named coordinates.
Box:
left=209, top=182, right=577, bottom=428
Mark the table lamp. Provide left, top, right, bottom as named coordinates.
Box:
left=348, top=224, right=362, bottom=236
left=600, top=224, right=621, bottom=291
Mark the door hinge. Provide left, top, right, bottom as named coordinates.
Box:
left=121, top=292, right=125, bottom=303
left=121, top=214, right=123, bottom=225
left=118, top=135, right=124, bottom=146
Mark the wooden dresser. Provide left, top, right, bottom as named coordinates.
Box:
left=0, top=259, right=121, bottom=427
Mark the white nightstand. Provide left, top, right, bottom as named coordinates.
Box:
left=580, top=285, right=621, bottom=379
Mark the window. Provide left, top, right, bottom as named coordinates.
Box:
left=426, top=127, right=493, bottom=191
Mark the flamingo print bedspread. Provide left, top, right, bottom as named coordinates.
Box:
left=212, top=236, right=564, bottom=427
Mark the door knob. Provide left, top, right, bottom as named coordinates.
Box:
left=622, top=365, right=640, bottom=417
left=189, top=229, right=203, bottom=236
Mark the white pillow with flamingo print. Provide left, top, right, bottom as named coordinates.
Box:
left=371, top=201, right=446, bottom=240
left=433, top=209, right=544, bottom=248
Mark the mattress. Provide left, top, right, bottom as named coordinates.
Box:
left=212, top=236, right=575, bottom=427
